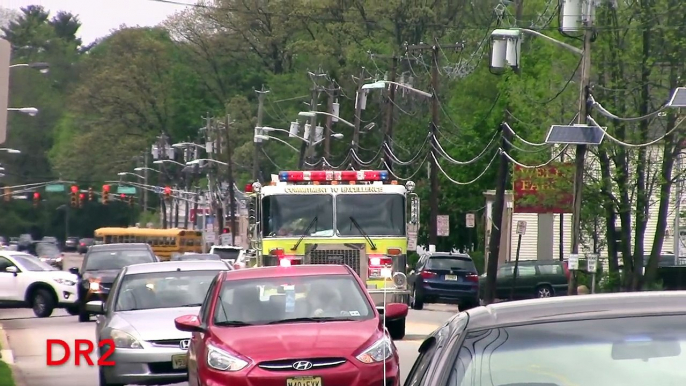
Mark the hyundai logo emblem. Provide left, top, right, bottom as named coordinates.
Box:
left=292, top=361, right=313, bottom=371
left=180, top=339, right=190, bottom=350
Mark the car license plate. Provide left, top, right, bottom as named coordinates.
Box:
left=171, top=354, right=188, bottom=370
left=287, top=376, right=322, bottom=386
left=445, top=275, right=458, bottom=281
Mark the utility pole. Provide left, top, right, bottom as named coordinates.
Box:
left=384, top=56, right=398, bottom=172
left=143, top=152, right=149, bottom=212
left=351, top=68, right=368, bottom=169
left=484, top=124, right=512, bottom=305
left=254, top=86, right=268, bottom=181
left=225, top=109, right=237, bottom=246
left=568, top=6, right=594, bottom=295
left=324, top=81, right=337, bottom=162
left=406, top=42, right=461, bottom=245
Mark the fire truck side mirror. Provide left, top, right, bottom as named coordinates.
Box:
left=409, top=193, right=420, bottom=225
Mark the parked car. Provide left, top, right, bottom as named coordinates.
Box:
left=77, top=238, right=94, bottom=254
left=86, top=260, right=232, bottom=386
left=0, top=251, right=78, bottom=317
left=479, top=259, right=570, bottom=300
left=70, top=243, right=159, bottom=322
left=175, top=264, right=407, bottom=385
left=64, top=236, right=80, bottom=252
left=209, top=245, right=246, bottom=268
left=410, top=252, right=480, bottom=311
left=404, top=292, right=686, bottom=385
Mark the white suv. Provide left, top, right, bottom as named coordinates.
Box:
left=0, top=251, right=79, bottom=317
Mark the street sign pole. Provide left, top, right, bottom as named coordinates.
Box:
left=466, top=213, right=475, bottom=252
left=510, top=221, right=527, bottom=300
left=587, top=253, right=598, bottom=294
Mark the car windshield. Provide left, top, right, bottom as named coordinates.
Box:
left=449, top=314, right=686, bottom=385
left=36, top=243, right=60, bottom=257
left=12, top=254, right=56, bottom=271
left=213, top=274, right=373, bottom=325
left=85, top=250, right=153, bottom=271
left=262, top=194, right=334, bottom=237
left=336, top=194, right=405, bottom=236
left=114, top=270, right=220, bottom=311
left=426, top=255, right=475, bottom=271
left=213, top=249, right=241, bottom=260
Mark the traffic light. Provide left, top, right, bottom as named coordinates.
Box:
left=102, top=184, right=110, bottom=205
left=120, top=193, right=126, bottom=201
left=70, top=185, right=78, bottom=207
left=88, top=187, right=94, bottom=202
left=128, top=196, right=134, bottom=207
left=163, top=186, right=171, bottom=200
left=3, top=187, right=10, bottom=202
left=79, top=193, right=85, bottom=208
left=33, top=192, right=40, bottom=207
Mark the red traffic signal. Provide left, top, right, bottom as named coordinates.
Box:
left=164, top=186, right=171, bottom=195
left=120, top=193, right=126, bottom=199
left=33, top=192, right=40, bottom=199
left=79, top=193, right=85, bottom=200
left=70, top=185, right=78, bottom=193
left=103, top=184, right=110, bottom=192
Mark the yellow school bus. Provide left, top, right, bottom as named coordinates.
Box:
left=93, top=227, right=203, bottom=260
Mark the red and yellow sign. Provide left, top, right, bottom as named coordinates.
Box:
left=513, top=163, right=574, bottom=213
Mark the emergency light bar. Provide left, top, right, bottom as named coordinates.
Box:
left=278, top=170, right=389, bottom=182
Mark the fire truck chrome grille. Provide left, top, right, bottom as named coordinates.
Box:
left=308, top=249, right=361, bottom=275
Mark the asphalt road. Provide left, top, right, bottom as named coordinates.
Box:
left=0, top=254, right=458, bottom=385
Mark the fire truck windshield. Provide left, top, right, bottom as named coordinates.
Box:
left=336, top=194, right=405, bottom=236
left=263, top=195, right=334, bottom=237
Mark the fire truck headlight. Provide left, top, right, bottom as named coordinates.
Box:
left=393, top=272, right=407, bottom=288
left=252, top=182, right=262, bottom=192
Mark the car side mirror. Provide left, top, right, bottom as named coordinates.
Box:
left=69, top=267, right=80, bottom=276
left=5, top=266, right=18, bottom=275
left=85, top=300, right=105, bottom=314
left=174, top=315, right=205, bottom=333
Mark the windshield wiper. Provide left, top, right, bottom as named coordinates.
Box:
left=349, top=217, right=377, bottom=250
left=268, top=317, right=356, bottom=324
left=214, top=320, right=254, bottom=327
left=291, top=216, right=318, bottom=251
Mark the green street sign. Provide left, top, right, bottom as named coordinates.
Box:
left=117, top=186, right=136, bottom=194
left=45, top=184, right=65, bottom=193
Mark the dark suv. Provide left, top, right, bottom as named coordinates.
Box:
left=410, top=252, right=480, bottom=311
left=479, top=259, right=570, bottom=300
left=70, top=243, right=158, bottom=322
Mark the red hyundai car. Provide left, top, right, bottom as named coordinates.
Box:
left=175, top=264, right=408, bottom=386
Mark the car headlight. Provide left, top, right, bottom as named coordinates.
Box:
left=89, top=281, right=101, bottom=291
left=110, top=329, right=143, bottom=349
left=207, top=343, right=249, bottom=371
left=54, top=278, right=75, bottom=286
left=356, top=335, right=393, bottom=363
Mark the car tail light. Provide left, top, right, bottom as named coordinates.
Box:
left=563, top=261, right=570, bottom=280
left=420, top=271, right=437, bottom=279
left=466, top=274, right=479, bottom=283
left=80, top=243, right=85, bottom=246
left=369, top=256, right=392, bottom=267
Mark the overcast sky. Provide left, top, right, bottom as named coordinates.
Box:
left=4, top=0, right=193, bottom=44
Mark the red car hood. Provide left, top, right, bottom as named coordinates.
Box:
left=210, top=319, right=380, bottom=361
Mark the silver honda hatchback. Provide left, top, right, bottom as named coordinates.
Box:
left=86, top=259, right=231, bottom=386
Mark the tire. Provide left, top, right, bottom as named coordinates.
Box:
left=78, top=302, right=91, bottom=322
left=536, top=285, right=553, bottom=298
left=31, top=289, right=55, bottom=318
left=387, top=318, right=406, bottom=340
left=99, top=367, right=123, bottom=386
left=411, top=287, right=424, bottom=310
left=66, top=305, right=80, bottom=316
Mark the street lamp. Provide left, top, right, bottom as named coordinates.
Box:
left=186, top=158, right=228, bottom=166
left=7, top=107, right=38, bottom=116
left=0, top=148, right=20, bottom=154
left=117, top=172, right=144, bottom=179
left=254, top=135, right=299, bottom=152
left=134, top=167, right=160, bottom=173
left=10, top=62, right=50, bottom=73
left=361, top=80, right=433, bottom=98
left=172, top=142, right=204, bottom=149
left=153, top=159, right=185, bottom=167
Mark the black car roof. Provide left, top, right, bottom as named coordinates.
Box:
left=89, top=243, right=150, bottom=251
left=464, top=291, right=686, bottom=331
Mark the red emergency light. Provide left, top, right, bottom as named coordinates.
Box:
left=278, top=170, right=389, bottom=183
